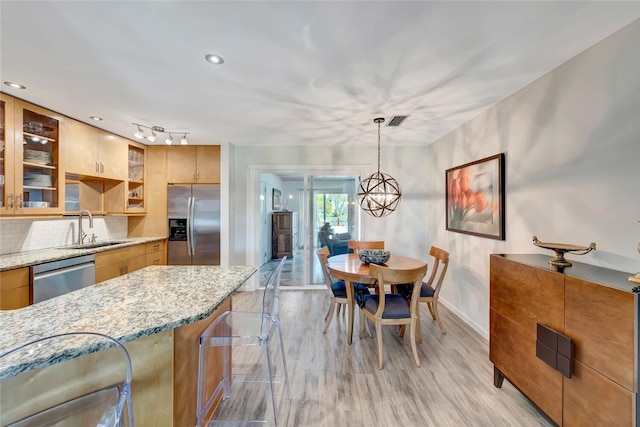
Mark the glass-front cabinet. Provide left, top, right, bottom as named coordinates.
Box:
left=126, top=142, right=145, bottom=213
left=0, top=94, right=15, bottom=215
left=12, top=100, right=64, bottom=214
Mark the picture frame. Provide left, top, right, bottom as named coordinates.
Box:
left=446, top=153, right=505, bottom=240
left=272, top=189, right=282, bottom=210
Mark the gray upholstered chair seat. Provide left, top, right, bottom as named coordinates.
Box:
left=420, top=283, right=435, bottom=297
left=362, top=294, right=410, bottom=319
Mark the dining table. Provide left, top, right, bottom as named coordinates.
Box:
left=327, top=253, right=428, bottom=344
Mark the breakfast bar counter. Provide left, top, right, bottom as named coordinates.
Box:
left=0, top=264, right=257, bottom=426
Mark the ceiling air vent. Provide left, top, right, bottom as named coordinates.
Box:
left=387, top=115, right=409, bottom=127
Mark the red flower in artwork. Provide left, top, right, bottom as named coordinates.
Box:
left=449, top=168, right=489, bottom=228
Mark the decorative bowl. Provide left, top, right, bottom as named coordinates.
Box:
left=358, top=249, right=391, bottom=265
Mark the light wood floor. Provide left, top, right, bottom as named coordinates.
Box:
left=230, top=290, right=555, bottom=427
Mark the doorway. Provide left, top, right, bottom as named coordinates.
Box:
left=254, top=168, right=362, bottom=289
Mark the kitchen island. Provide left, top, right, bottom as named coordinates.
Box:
left=0, top=264, right=256, bottom=426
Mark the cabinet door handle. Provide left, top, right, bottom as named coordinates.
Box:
left=100, top=162, right=104, bottom=173
left=96, top=161, right=100, bottom=173
left=192, top=171, right=196, bottom=181
left=8, top=193, right=14, bottom=208
left=197, top=171, right=200, bottom=181
left=17, top=193, right=22, bottom=208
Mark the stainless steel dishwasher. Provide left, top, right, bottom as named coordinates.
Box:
left=31, top=254, right=96, bottom=303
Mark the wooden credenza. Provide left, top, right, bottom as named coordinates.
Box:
left=272, top=211, right=297, bottom=258
left=490, top=254, right=638, bottom=426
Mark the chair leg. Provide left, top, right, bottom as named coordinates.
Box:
left=276, top=321, right=292, bottom=401
left=416, top=309, right=423, bottom=343
left=336, top=304, right=342, bottom=315
left=427, top=300, right=436, bottom=320
left=409, top=318, right=421, bottom=367
left=376, top=320, right=384, bottom=369
left=432, top=302, right=446, bottom=334
left=323, top=302, right=336, bottom=334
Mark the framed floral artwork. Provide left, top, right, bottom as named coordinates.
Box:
left=446, top=153, right=505, bottom=240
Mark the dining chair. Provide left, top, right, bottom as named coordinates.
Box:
left=359, top=263, right=427, bottom=369
left=347, top=240, right=385, bottom=251
left=418, top=246, right=450, bottom=334
left=317, top=246, right=370, bottom=334
left=196, top=256, right=290, bottom=426
left=0, top=331, right=134, bottom=427
left=397, top=246, right=450, bottom=338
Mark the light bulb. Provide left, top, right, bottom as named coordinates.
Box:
left=147, top=132, right=156, bottom=143
left=180, top=135, right=188, bottom=145
left=165, top=135, right=173, bottom=145
left=134, top=126, right=144, bottom=139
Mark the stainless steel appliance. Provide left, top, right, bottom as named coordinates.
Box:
left=32, top=254, right=96, bottom=303
left=168, top=184, right=220, bottom=265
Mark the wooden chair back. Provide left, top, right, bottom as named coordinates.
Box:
left=368, top=263, right=428, bottom=316
left=316, top=246, right=335, bottom=295
left=347, top=240, right=385, bottom=250
left=424, top=246, right=450, bottom=298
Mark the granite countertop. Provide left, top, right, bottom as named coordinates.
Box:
left=0, top=237, right=167, bottom=271
left=0, top=264, right=257, bottom=378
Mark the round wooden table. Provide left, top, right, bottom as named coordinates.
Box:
left=327, top=253, right=427, bottom=344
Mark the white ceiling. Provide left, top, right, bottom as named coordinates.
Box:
left=2, top=1, right=639, bottom=147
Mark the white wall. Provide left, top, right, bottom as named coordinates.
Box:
left=427, top=20, right=640, bottom=338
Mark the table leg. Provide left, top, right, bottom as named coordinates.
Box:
left=345, top=279, right=354, bottom=345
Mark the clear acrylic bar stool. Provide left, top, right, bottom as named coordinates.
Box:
left=0, top=331, right=134, bottom=426
left=197, top=256, right=291, bottom=426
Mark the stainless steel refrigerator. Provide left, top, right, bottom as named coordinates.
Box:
left=167, top=184, right=220, bottom=265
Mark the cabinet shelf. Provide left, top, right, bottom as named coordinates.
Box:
left=23, top=161, right=56, bottom=169
left=23, top=185, right=56, bottom=191
left=128, top=179, right=143, bottom=184
left=23, top=131, right=56, bottom=143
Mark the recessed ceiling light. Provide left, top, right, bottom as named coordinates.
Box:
left=4, top=81, right=26, bottom=89
left=205, top=54, right=224, bottom=65
left=89, top=116, right=103, bottom=121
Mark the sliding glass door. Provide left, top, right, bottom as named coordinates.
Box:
left=303, top=175, right=359, bottom=286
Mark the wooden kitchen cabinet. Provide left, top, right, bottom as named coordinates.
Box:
left=490, top=254, right=638, bottom=426
left=0, top=98, right=64, bottom=215
left=125, top=142, right=146, bottom=213
left=166, top=145, right=220, bottom=184
left=0, top=267, right=30, bottom=310
left=0, top=94, right=15, bottom=216
left=146, top=240, right=166, bottom=266
left=95, top=241, right=166, bottom=283
left=95, top=244, right=147, bottom=283
left=63, top=119, right=128, bottom=181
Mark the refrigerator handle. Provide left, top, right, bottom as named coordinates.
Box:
left=189, top=194, right=197, bottom=255
left=186, top=196, right=193, bottom=256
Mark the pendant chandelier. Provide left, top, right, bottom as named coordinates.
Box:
left=357, top=117, right=402, bottom=217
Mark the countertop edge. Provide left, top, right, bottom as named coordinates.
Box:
left=0, top=237, right=167, bottom=271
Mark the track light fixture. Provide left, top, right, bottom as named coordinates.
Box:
left=132, top=123, right=189, bottom=145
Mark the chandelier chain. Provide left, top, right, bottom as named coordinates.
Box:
left=377, top=120, right=381, bottom=174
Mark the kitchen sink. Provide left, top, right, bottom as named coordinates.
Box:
left=57, top=240, right=131, bottom=250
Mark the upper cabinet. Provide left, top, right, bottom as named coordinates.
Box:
left=0, top=99, right=65, bottom=215
left=166, top=145, right=220, bottom=184
left=63, top=118, right=127, bottom=180
left=125, top=142, right=146, bottom=213
left=0, top=94, right=15, bottom=216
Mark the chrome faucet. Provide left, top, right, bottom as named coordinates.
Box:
left=78, top=210, right=94, bottom=245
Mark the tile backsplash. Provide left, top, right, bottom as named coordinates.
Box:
left=0, top=217, right=127, bottom=255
